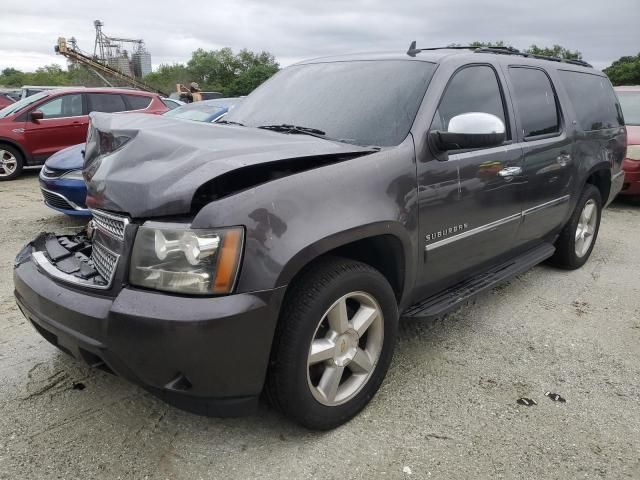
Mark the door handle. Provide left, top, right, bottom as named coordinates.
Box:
left=498, top=166, right=522, bottom=177
left=556, top=153, right=571, bottom=167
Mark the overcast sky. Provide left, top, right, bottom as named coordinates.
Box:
left=1, top=0, right=638, bottom=73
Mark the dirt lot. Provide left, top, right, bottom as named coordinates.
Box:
left=0, top=170, right=639, bottom=479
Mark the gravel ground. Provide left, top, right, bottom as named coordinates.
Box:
left=0, top=171, right=639, bottom=480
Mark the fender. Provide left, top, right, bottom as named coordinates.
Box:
left=0, top=137, right=28, bottom=162
left=277, top=221, right=415, bottom=307
left=567, top=126, right=625, bottom=213
left=191, top=137, right=419, bottom=302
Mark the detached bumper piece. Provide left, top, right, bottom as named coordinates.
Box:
left=20, top=232, right=110, bottom=289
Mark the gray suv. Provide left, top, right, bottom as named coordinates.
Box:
left=14, top=44, right=625, bottom=429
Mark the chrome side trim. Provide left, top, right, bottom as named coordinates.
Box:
left=425, top=213, right=521, bottom=251
left=425, top=194, right=572, bottom=251
left=522, top=195, right=570, bottom=217
left=40, top=187, right=88, bottom=211
left=32, top=251, right=112, bottom=290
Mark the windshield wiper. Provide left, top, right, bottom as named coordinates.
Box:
left=257, top=124, right=328, bottom=139
left=216, top=120, right=245, bottom=126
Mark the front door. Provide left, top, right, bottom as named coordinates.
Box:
left=23, top=93, right=87, bottom=162
left=416, top=64, right=524, bottom=298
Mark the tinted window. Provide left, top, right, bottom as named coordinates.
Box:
left=558, top=71, right=623, bottom=131
left=37, top=94, right=83, bottom=119
left=617, top=91, right=640, bottom=126
left=508, top=68, right=559, bottom=138
left=125, top=94, right=152, bottom=110
left=433, top=65, right=507, bottom=137
left=224, top=60, right=437, bottom=147
left=88, top=93, right=126, bottom=113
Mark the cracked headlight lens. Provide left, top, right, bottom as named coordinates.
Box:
left=130, top=224, right=243, bottom=295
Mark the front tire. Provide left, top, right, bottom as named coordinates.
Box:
left=550, top=184, right=602, bottom=269
left=266, top=257, right=398, bottom=430
left=0, top=144, right=24, bottom=181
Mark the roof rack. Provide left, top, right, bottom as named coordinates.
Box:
left=406, top=41, right=592, bottom=68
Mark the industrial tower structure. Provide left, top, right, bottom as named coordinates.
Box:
left=55, top=20, right=162, bottom=94
left=92, top=20, right=152, bottom=78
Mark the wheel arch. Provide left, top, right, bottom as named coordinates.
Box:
left=584, top=164, right=611, bottom=205
left=276, top=222, right=414, bottom=308
left=0, top=137, right=27, bottom=161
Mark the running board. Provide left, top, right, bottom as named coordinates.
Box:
left=402, top=243, right=555, bottom=320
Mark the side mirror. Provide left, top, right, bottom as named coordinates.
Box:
left=30, top=110, right=44, bottom=121
left=431, top=112, right=505, bottom=151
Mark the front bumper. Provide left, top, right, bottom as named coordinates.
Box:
left=39, top=175, right=90, bottom=216
left=14, top=246, right=285, bottom=416
left=620, top=159, right=640, bottom=196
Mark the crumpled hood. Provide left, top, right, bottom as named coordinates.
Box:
left=84, top=112, right=374, bottom=218
left=45, top=143, right=84, bottom=171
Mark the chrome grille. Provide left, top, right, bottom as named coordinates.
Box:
left=90, top=241, right=119, bottom=284
left=41, top=188, right=74, bottom=210
left=91, top=209, right=129, bottom=240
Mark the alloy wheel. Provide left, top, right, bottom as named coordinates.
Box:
left=0, top=150, right=18, bottom=177
left=306, top=291, right=384, bottom=406
left=575, top=199, right=598, bottom=258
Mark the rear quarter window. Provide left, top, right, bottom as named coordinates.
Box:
left=558, top=70, right=623, bottom=131
left=125, top=94, right=152, bottom=110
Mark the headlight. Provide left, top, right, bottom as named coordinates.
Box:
left=627, top=145, right=640, bottom=161
left=129, top=224, right=244, bottom=295
left=61, top=169, right=84, bottom=181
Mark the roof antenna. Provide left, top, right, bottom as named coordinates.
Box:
left=407, top=40, right=420, bottom=57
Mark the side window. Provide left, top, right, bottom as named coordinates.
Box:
left=433, top=65, right=508, bottom=139
left=37, top=94, right=83, bottom=119
left=558, top=70, right=623, bottom=131
left=125, top=94, right=152, bottom=110
left=88, top=93, right=127, bottom=113
left=508, top=67, right=560, bottom=138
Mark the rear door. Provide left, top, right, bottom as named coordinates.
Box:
left=503, top=66, right=574, bottom=245
left=416, top=64, right=524, bottom=297
left=22, top=93, right=87, bottom=161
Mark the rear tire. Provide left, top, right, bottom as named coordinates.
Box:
left=0, top=144, right=24, bottom=181
left=266, top=257, right=398, bottom=430
left=550, top=184, right=602, bottom=269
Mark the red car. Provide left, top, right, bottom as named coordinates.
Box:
left=0, top=88, right=168, bottom=180
left=0, top=93, right=15, bottom=109
left=616, top=86, right=640, bottom=198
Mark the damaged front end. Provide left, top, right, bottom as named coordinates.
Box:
left=17, top=208, right=134, bottom=293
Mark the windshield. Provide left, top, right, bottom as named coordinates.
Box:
left=224, top=60, right=436, bottom=146
left=164, top=104, right=227, bottom=122
left=618, top=91, right=640, bottom=125
left=0, top=91, right=48, bottom=118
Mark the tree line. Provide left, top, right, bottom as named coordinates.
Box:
left=0, top=47, right=279, bottom=97
left=453, top=41, right=638, bottom=85
left=1, top=44, right=638, bottom=93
